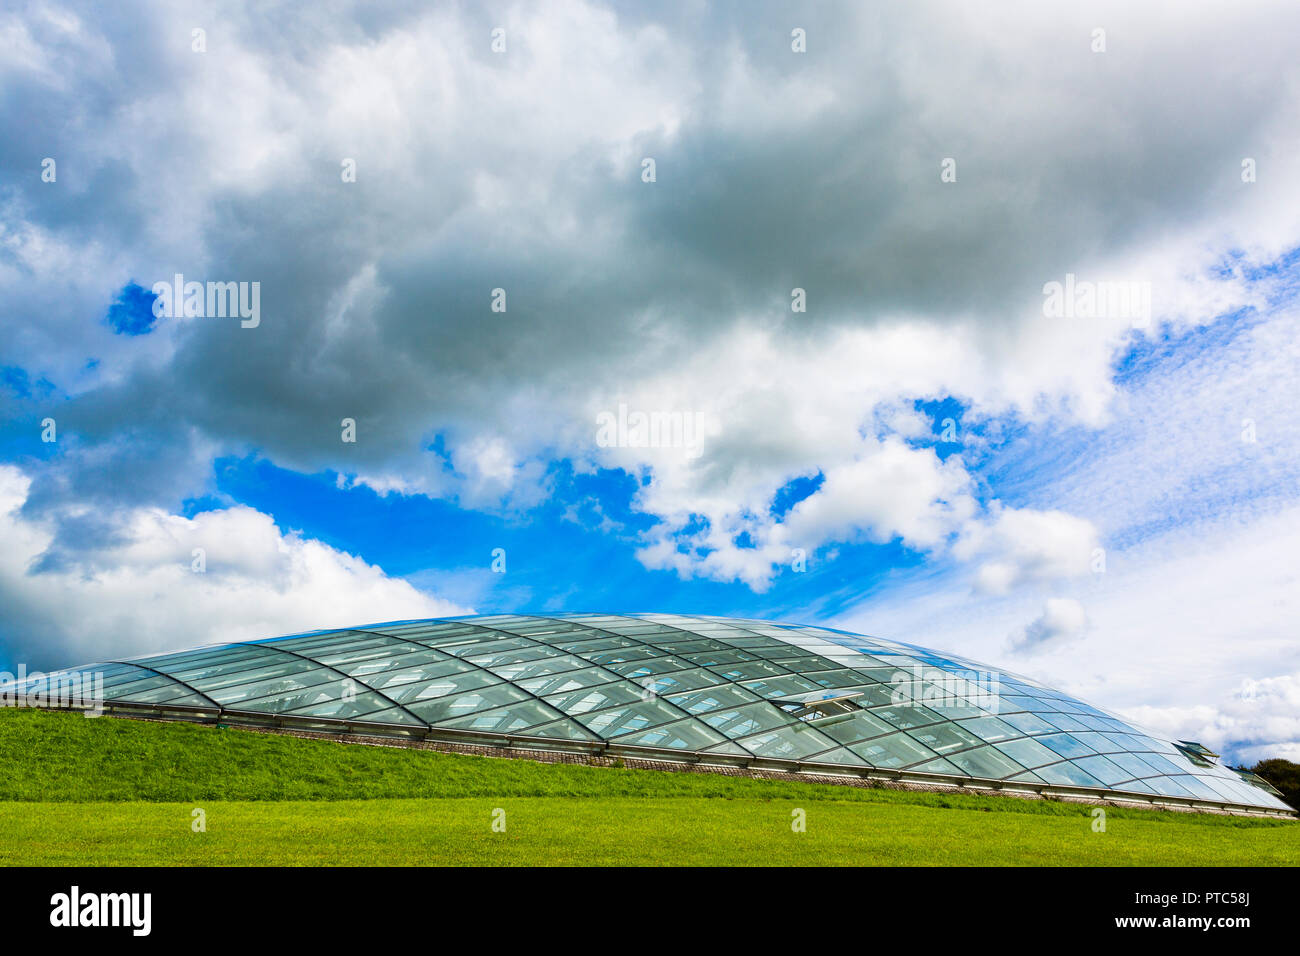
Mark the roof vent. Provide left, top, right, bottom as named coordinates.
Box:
left=774, top=691, right=864, bottom=729
left=1174, top=740, right=1219, bottom=768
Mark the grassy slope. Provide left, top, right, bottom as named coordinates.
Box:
left=2, top=709, right=1296, bottom=866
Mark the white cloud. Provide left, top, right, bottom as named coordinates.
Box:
left=0, top=466, right=469, bottom=669
left=1128, top=674, right=1300, bottom=765
left=6, top=0, right=1299, bottom=548
left=957, top=507, right=1101, bottom=595
left=1007, top=598, right=1089, bottom=655
left=826, top=294, right=1300, bottom=761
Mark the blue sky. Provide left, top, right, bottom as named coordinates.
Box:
left=2, top=0, right=1299, bottom=764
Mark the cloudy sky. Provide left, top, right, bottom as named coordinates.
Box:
left=2, top=0, right=1298, bottom=764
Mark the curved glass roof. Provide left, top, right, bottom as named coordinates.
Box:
left=18, top=613, right=1291, bottom=812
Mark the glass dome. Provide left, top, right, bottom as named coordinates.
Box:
left=15, top=613, right=1292, bottom=814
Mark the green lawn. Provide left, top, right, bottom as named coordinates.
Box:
left=1, top=709, right=1295, bottom=866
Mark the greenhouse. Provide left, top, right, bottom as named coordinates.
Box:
left=15, top=613, right=1292, bottom=814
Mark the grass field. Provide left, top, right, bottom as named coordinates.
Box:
left=2, top=708, right=1296, bottom=866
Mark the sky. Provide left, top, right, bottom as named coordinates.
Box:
left=1, top=0, right=1298, bottom=765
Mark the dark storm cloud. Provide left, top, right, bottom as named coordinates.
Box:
left=3, top=0, right=1299, bottom=524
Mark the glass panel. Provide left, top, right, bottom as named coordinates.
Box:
left=735, top=725, right=837, bottom=760
left=910, top=757, right=962, bottom=775
left=203, top=668, right=339, bottom=706
left=602, top=656, right=693, bottom=679
left=1073, top=755, right=1139, bottom=786
left=95, top=674, right=185, bottom=699
left=807, top=747, right=870, bottom=766
left=1070, top=731, right=1119, bottom=753
left=553, top=635, right=645, bottom=654
left=823, top=683, right=896, bottom=707
left=805, top=710, right=895, bottom=746
left=613, top=718, right=730, bottom=750
left=381, top=669, right=501, bottom=704
left=769, top=655, right=840, bottom=673
left=374, top=623, right=486, bottom=642
left=956, top=715, right=1019, bottom=742
left=1174, top=775, right=1224, bottom=800
left=1135, top=752, right=1187, bottom=775
left=283, top=632, right=396, bottom=654
left=161, top=650, right=292, bottom=683
left=515, top=667, right=619, bottom=695
left=999, top=695, right=1057, bottom=713
left=182, top=658, right=326, bottom=693
left=444, top=636, right=537, bottom=659
left=739, top=674, right=825, bottom=699
left=88, top=661, right=157, bottom=680
left=1034, top=761, right=1105, bottom=788
left=435, top=700, right=564, bottom=733
left=577, top=699, right=685, bottom=737
left=708, top=660, right=789, bottom=681
left=1006, top=771, right=1044, bottom=784
left=870, top=703, right=943, bottom=730
left=309, top=642, right=418, bottom=668
left=412, top=628, right=511, bottom=650
left=698, top=702, right=793, bottom=738
left=97, top=666, right=171, bottom=689
left=488, top=655, right=595, bottom=682
left=345, top=705, right=427, bottom=726
left=269, top=631, right=383, bottom=653
left=1118, top=779, right=1156, bottom=795
left=233, top=686, right=374, bottom=717
left=678, top=648, right=757, bottom=666
left=519, top=718, right=601, bottom=741
left=1101, top=717, right=1138, bottom=734
left=468, top=644, right=571, bottom=668
left=153, top=689, right=219, bottom=707
left=1144, top=776, right=1195, bottom=798
left=993, top=736, right=1060, bottom=769
left=1037, top=733, right=1097, bottom=759
left=405, top=683, right=533, bottom=722
left=1074, top=714, right=1116, bottom=732
left=230, top=682, right=358, bottom=714
left=544, top=682, right=649, bottom=715
left=850, top=732, right=938, bottom=769
left=109, top=682, right=209, bottom=705
left=834, top=666, right=900, bottom=685
left=358, top=656, right=478, bottom=690
left=1041, top=713, right=1092, bottom=733
left=283, top=691, right=419, bottom=722
left=583, top=622, right=682, bottom=638
left=665, top=684, right=762, bottom=714
left=907, top=722, right=982, bottom=755
left=561, top=634, right=655, bottom=658
left=145, top=644, right=269, bottom=671
left=998, top=712, right=1059, bottom=735
left=1099, top=732, right=1146, bottom=752
left=637, top=668, right=729, bottom=695
left=334, top=647, right=453, bottom=681
left=465, top=620, right=587, bottom=640
left=1105, top=751, right=1165, bottom=779
left=945, top=745, right=1026, bottom=779
left=803, top=669, right=885, bottom=690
